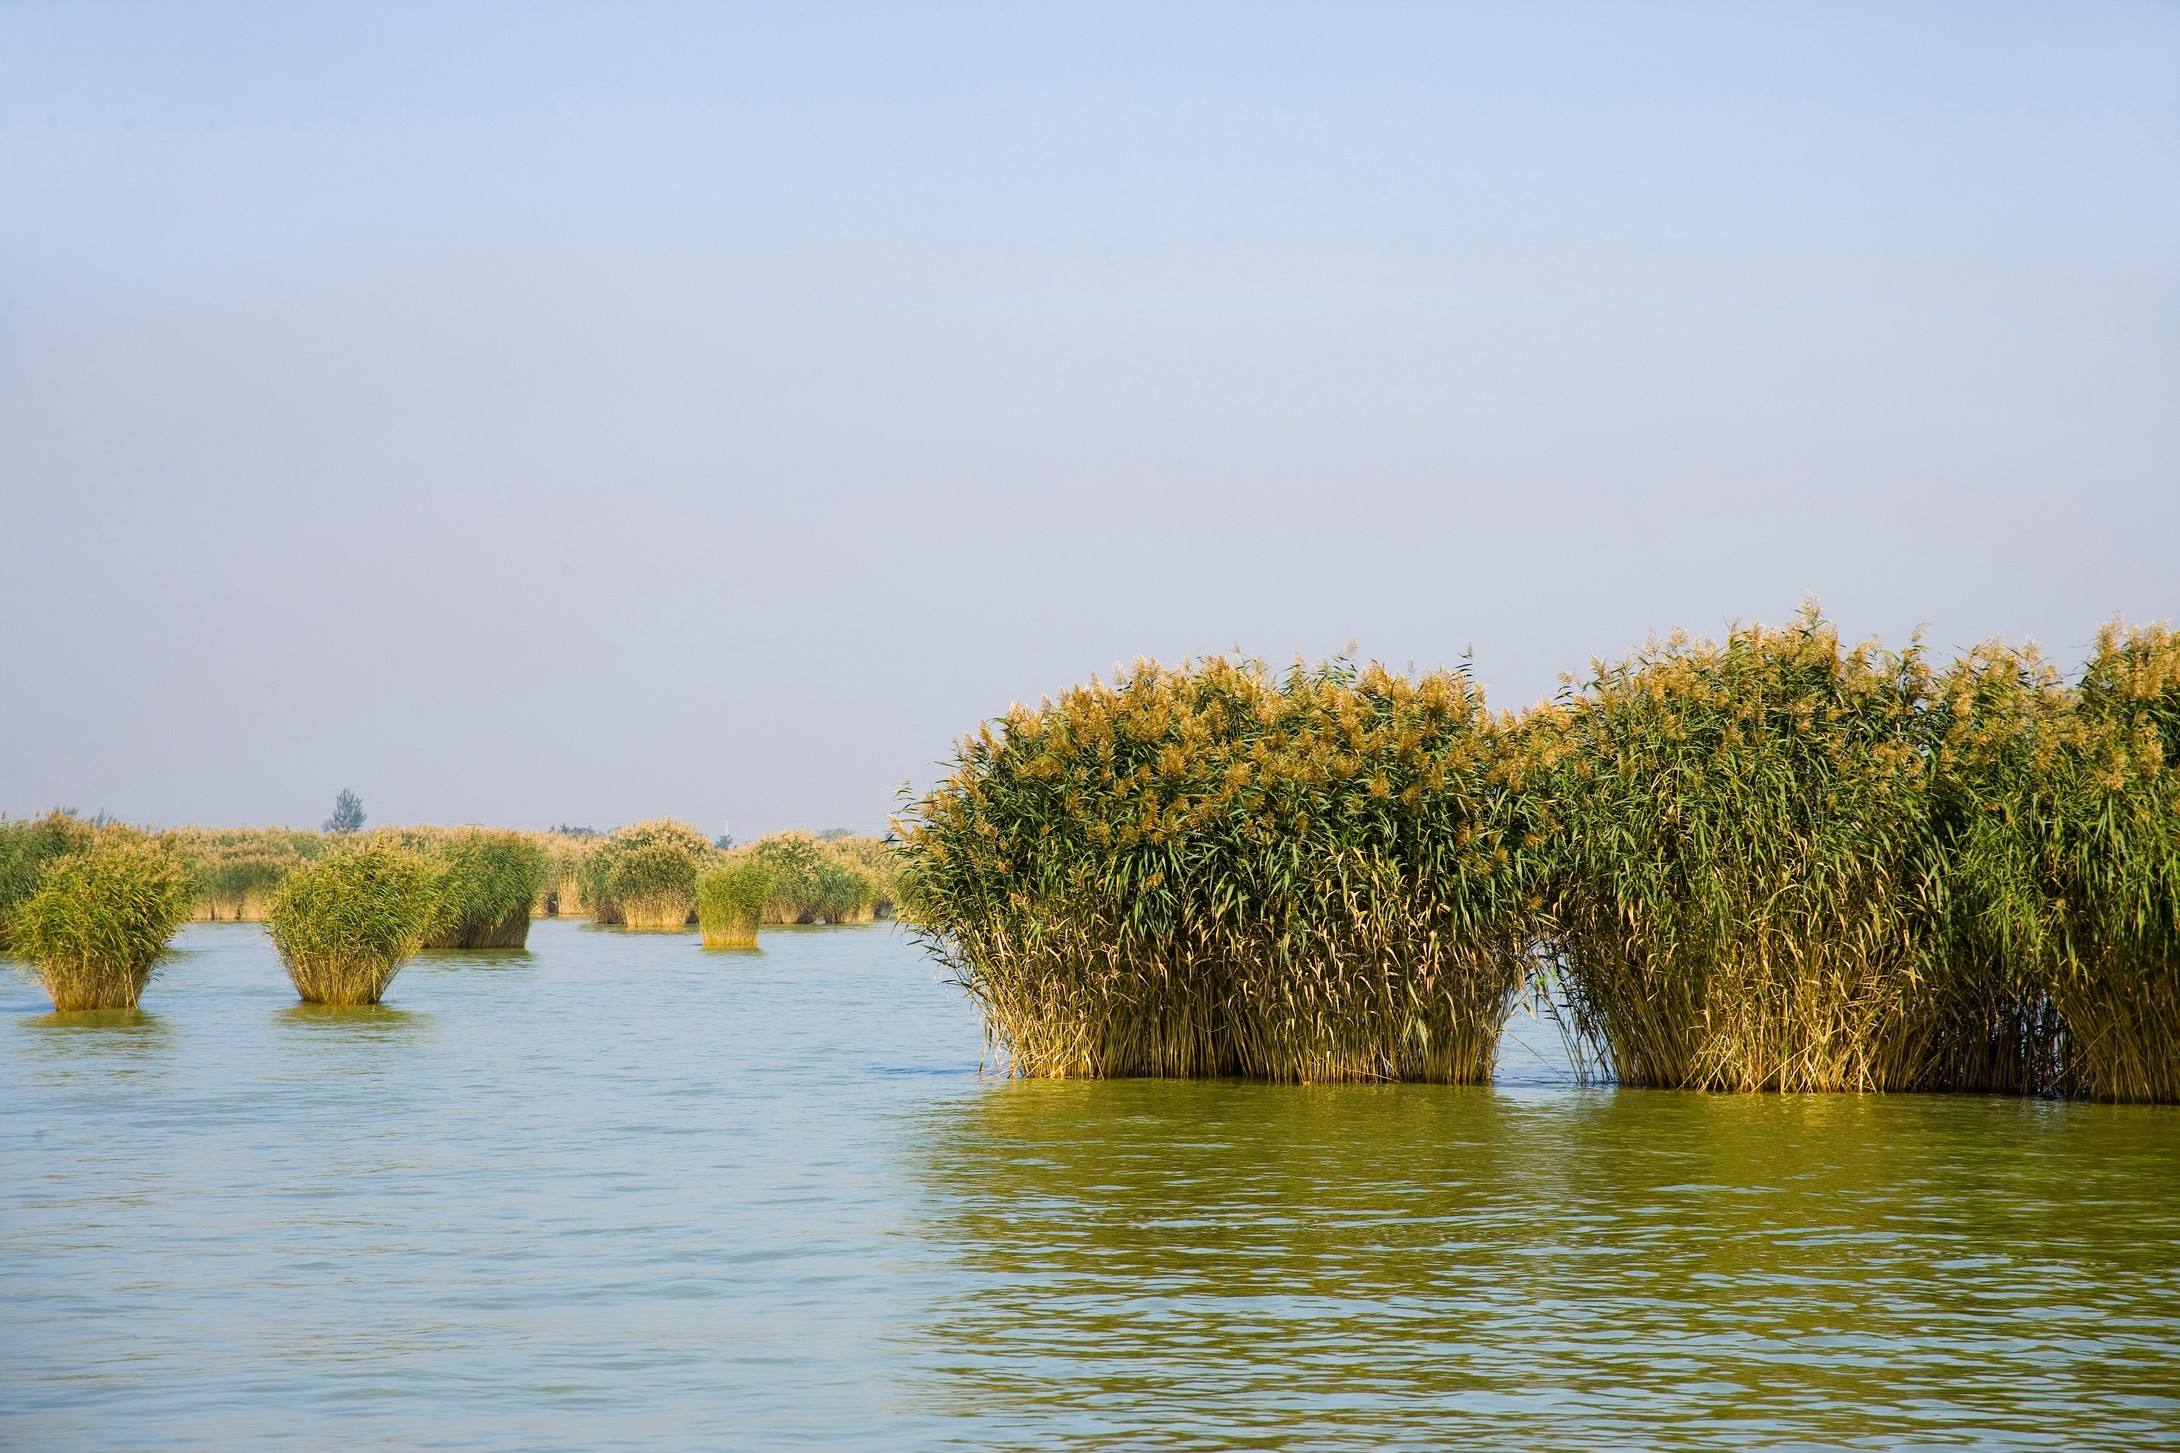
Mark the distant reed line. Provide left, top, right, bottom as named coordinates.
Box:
left=0, top=818, right=903, bottom=1010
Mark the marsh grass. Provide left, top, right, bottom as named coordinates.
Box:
left=11, top=833, right=193, bottom=1011
left=422, top=830, right=547, bottom=949
left=162, top=827, right=324, bottom=922
left=266, top=846, right=436, bottom=1004
left=900, top=656, right=1542, bottom=1082
left=2013, top=623, right=2180, bottom=1101
left=531, top=832, right=599, bottom=918
left=905, top=613, right=2180, bottom=1099
left=745, top=832, right=896, bottom=924
left=0, top=810, right=97, bottom=948
left=697, top=861, right=771, bottom=948
left=587, top=820, right=710, bottom=930
left=1532, top=611, right=1977, bottom=1092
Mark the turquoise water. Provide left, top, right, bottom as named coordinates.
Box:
left=3, top=921, right=2177, bottom=1450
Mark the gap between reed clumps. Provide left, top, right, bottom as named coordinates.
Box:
left=898, top=608, right=2180, bottom=1101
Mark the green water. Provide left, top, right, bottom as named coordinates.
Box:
left=3, top=921, right=2176, bottom=1450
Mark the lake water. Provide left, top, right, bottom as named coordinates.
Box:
left=3, top=920, right=2176, bottom=1450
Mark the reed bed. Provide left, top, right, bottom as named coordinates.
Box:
left=266, top=846, right=436, bottom=1004
left=531, top=831, right=600, bottom=918
left=2055, top=623, right=2180, bottom=1101
left=899, top=657, right=1543, bottom=1083
left=584, top=819, right=711, bottom=930
left=742, top=831, right=899, bottom=924
left=906, top=612, right=2180, bottom=1100
left=0, top=810, right=97, bottom=949
left=697, top=861, right=772, bottom=948
left=1534, top=612, right=1971, bottom=1093
left=421, top=829, right=547, bottom=949
left=161, top=827, right=325, bottom=921
left=9, top=831, right=193, bottom=1011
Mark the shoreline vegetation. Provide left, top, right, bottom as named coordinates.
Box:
left=898, top=608, right=2180, bottom=1103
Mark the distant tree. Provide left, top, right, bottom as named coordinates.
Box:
left=549, top=823, right=601, bottom=839
left=713, top=831, right=737, bottom=850
left=324, top=789, right=366, bottom=835
left=816, top=827, right=853, bottom=841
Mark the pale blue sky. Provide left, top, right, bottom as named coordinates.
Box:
left=3, top=2, right=2175, bottom=836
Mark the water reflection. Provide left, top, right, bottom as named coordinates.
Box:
left=21, top=1006, right=166, bottom=1035
left=15, top=1006, right=168, bottom=1070
left=277, top=1002, right=427, bottom=1037
left=907, top=1081, right=2180, bottom=1449
left=415, top=948, right=535, bottom=969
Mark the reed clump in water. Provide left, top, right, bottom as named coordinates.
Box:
left=743, top=831, right=897, bottom=924
left=586, top=819, right=711, bottom=930
left=1531, top=608, right=1989, bottom=1093
left=266, top=846, right=437, bottom=1004
left=421, top=829, right=547, bottom=949
left=1918, top=641, right=2083, bottom=1095
left=899, top=656, right=1544, bottom=1083
left=697, top=860, right=772, bottom=948
left=815, top=833, right=903, bottom=921
left=0, top=809, right=97, bottom=949
left=2054, top=623, right=2180, bottom=1101
left=11, top=831, right=194, bottom=1011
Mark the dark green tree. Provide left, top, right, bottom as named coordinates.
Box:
left=324, top=789, right=366, bottom=835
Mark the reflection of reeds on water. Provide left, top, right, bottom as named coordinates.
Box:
left=906, top=1081, right=2179, bottom=1445
left=278, top=1001, right=425, bottom=1035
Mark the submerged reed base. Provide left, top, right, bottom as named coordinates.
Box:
left=963, top=911, right=1529, bottom=1083
left=619, top=891, right=697, bottom=932
left=278, top=950, right=410, bottom=1007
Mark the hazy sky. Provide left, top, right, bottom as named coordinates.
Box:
left=3, top=2, right=2175, bottom=838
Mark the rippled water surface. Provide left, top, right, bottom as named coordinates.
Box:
left=3, top=921, right=2177, bottom=1450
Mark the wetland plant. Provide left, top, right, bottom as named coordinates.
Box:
left=160, top=826, right=324, bottom=921
left=2053, top=622, right=2180, bottom=1100
left=1531, top=610, right=1962, bottom=1092
left=588, top=819, right=711, bottom=930
left=531, top=831, right=599, bottom=918
left=899, top=656, right=1545, bottom=1082
left=1951, top=622, right=2180, bottom=1102
left=423, top=829, right=547, bottom=949
left=11, top=832, right=193, bottom=1011
left=696, top=860, right=772, bottom=948
left=743, top=831, right=895, bottom=924
left=0, top=809, right=97, bottom=949
left=266, top=846, right=437, bottom=1004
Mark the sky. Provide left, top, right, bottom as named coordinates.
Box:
left=2, top=2, right=2175, bottom=838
